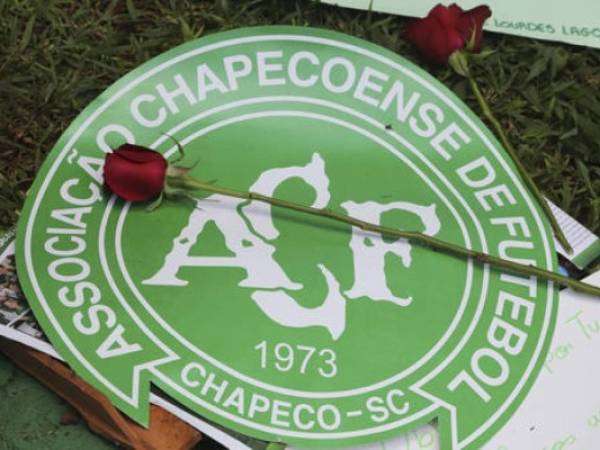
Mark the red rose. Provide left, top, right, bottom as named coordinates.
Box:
left=104, top=144, right=167, bottom=201
left=405, top=4, right=492, bottom=65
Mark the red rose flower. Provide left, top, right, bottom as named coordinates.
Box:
left=405, top=4, right=492, bottom=65
left=104, top=144, right=167, bottom=201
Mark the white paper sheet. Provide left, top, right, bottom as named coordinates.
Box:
left=290, top=270, right=600, bottom=450
left=320, top=0, right=600, bottom=49
left=548, top=200, right=600, bottom=268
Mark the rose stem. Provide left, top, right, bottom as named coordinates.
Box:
left=467, top=75, right=573, bottom=253
left=168, top=175, right=600, bottom=298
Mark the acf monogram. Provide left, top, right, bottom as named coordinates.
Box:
left=17, top=27, right=558, bottom=449
left=144, top=152, right=441, bottom=340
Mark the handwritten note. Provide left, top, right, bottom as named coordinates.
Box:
left=485, top=270, right=600, bottom=449
left=291, top=269, right=600, bottom=450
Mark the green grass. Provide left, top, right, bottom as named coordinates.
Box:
left=1, top=0, right=600, bottom=234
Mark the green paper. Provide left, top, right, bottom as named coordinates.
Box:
left=16, top=26, right=558, bottom=448
left=322, top=0, right=600, bottom=49
left=573, top=239, right=600, bottom=268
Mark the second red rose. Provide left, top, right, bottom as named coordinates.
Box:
left=405, top=4, right=492, bottom=65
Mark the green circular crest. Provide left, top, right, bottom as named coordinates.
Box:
left=17, top=26, right=557, bottom=448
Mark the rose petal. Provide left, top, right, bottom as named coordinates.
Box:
left=112, top=143, right=165, bottom=163
left=405, top=4, right=467, bottom=64
left=457, top=5, right=492, bottom=51
left=430, top=27, right=465, bottom=64
left=430, top=3, right=463, bottom=26
left=104, top=145, right=167, bottom=202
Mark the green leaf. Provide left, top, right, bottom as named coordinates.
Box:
left=179, top=17, right=194, bottom=42
left=19, top=14, right=36, bottom=51
left=525, top=51, right=550, bottom=83
left=448, top=51, right=470, bottom=78
left=576, top=159, right=598, bottom=198
left=146, top=193, right=164, bottom=212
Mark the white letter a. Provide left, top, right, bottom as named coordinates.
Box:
left=143, top=195, right=301, bottom=290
